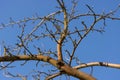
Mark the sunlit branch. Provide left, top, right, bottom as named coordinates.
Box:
left=45, top=72, right=62, bottom=80
left=0, top=55, right=96, bottom=80
left=1, top=0, right=120, bottom=80
left=57, top=0, right=68, bottom=61
left=45, top=61, right=120, bottom=80
left=73, top=62, right=120, bottom=69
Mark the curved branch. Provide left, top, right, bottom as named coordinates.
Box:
left=74, top=62, right=120, bottom=69
left=0, top=55, right=96, bottom=80
left=46, top=61, right=120, bottom=80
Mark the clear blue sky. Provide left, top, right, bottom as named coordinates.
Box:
left=0, top=0, right=120, bottom=80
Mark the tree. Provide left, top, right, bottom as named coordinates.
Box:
left=0, top=0, right=120, bottom=80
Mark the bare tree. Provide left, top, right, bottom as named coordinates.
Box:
left=0, top=0, right=120, bottom=80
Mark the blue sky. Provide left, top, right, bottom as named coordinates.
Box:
left=0, top=0, right=120, bottom=80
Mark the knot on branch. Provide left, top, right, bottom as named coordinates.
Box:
left=99, top=62, right=108, bottom=66
left=56, top=60, right=65, bottom=69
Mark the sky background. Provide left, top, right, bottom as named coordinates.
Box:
left=0, top=0, right=120, bottom=80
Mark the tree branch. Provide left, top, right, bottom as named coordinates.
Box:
left=57, top=0, right=69, bottom=61
left=24, top=10, right=62, bottom=41
left=74, top=62, right=120, bottom=69
left=0, top=55, right=96, bottom=80
left=45, top=72, right=62, bottom=80
left=46, top=61, right=120, bottom=80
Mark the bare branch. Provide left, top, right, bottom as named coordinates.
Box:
left=24, top=10, right=62, bottom=40
left=86, top=4, right=96, bottom=21
left=68, top=28, right=83, bottom=65
left=74, top=62, right=120, bottom=69
left=17, top=36, right=33, bottom=56
left=0, top=61, right=14, bottom=70
left=57, top=0, right=69, bottom=61
left=0, top=55, right=96, bottom=80
left=45, top=72, right=62, bottom=80
left=1, top=1, right=120, bottom=80
left=45, top=24, right=59, bottom=43
left=69, top=0, right=78, bottom=19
